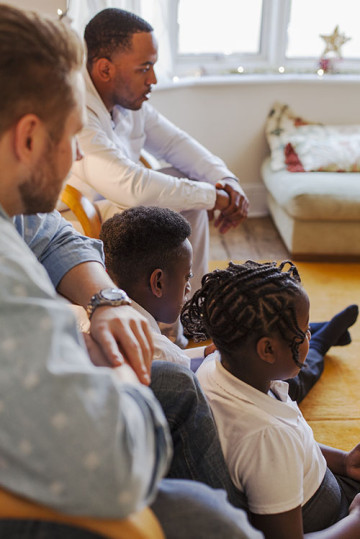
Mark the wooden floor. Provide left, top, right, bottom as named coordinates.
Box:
left=209, top=215, right=290, bottom=262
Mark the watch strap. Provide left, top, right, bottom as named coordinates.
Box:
left=86, top=288, right=131, bottom=320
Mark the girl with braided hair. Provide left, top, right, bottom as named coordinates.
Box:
left=181, top=260, right=360, bottom=538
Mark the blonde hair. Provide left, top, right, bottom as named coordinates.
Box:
left=0, top=4, right=84, bottom=140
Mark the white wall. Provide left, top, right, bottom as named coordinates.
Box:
left=151, top=75, right=360, bottom=216
left=6, top=0, right=67, bottom=17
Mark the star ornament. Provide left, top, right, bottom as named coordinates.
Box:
left=320, top=25, right=351, bottom=58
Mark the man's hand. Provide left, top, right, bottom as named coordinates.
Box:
left=210, top=179, right=249, bottom=234
left=88, top=305, right=154, bottom=385
left=82, top=332, right=142, bottom=385
left=208, top=186, right=229, bottom=228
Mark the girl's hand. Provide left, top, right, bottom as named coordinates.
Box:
left=349, top=492, right=360, bottom=514
left=345, top=444, right=360, bottom=480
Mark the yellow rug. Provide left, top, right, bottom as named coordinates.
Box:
left=208, top=261, right=360, bottom=451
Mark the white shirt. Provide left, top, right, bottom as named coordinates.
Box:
left=68, top=70, right=237, bottom=213
left=196, top=353, right=327, bottom=515
left=131, top=301, right=205, bottom=369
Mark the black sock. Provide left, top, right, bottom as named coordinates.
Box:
left=310, top=322, right=352, bottom=346
left=310, top=305, right=359, bottom=356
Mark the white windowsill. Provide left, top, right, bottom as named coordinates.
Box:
left=156, top=72, right=360, bottom=91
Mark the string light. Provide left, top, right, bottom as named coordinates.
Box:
left=278, top=66, right=285, bottom=74
left=237, top=66, right=244, bottom=73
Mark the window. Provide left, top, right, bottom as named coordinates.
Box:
left=177, top=0, right=262, bottom=56
left=287, top=0, right=359, bottom=61
left=142, top=0, right=360, bottom=78
left=69, top=0, right=360, bottom=80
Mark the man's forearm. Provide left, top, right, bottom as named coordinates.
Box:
left=56, top=260, right=115, bottom=308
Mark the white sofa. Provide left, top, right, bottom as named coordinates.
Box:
left=261, top=157, right=360, bottom=260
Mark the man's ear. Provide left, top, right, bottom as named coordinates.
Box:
left=92, top=58, right=114, bottom=82
left=149, top=268, right=164, bottom=298
left=256, top=336, right=276, bottom=365
left=13, top=114, right=46, bottom=164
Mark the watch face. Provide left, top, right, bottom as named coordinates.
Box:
left=101, top=288, right=126, bottom=301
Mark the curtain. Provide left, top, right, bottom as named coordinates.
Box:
left=68, top=0, right=137, bottom=37
left=67, top=0, right=173, bottom=81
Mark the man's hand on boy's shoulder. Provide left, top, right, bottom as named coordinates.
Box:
left=83, top=332, right=142, bottom=385
left=88, top=305, right=154, bottom=385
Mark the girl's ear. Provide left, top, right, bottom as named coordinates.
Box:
left=256, top=336, right=276, bottom=364
left=149, top=268, right=164, bottom=298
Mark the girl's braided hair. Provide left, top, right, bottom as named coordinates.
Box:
left=181, top=260, right=307, bottom=368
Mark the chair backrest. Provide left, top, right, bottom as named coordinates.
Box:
left=60, top=184, right=102, bottom=239
left=139, top=154, right=153, bottom=169
left=0, top=486, right=164, bottom=539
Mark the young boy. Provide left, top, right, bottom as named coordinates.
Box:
left=100, top=206, right=206, bottom=369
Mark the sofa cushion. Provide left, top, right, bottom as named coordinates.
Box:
left=261, top=157, right=360, bottom=221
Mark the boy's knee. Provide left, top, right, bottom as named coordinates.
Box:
left=151, top=361, right=207, bottom=414
left=151, top=360, right=197, bottom=390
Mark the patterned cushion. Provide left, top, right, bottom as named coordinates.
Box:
left=265, top=102, right=360, bottom=172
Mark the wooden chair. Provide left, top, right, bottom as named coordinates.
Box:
left=0, top=486, right=164, bottom=539
left=139, top=153, right=153, bottom=169
left=60, top=150, right=158, bottom=240
left=60, top=184, right=102, bottom=239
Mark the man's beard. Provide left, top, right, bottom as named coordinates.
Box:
left=18, top=142, right=62, bottom=215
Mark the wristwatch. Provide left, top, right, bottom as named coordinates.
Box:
left=86, top=287, right=131, bottom=320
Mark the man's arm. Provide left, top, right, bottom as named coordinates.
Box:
left=142, top=105, right=249, bottom=230
left=143, top=104, right=238, bottom=185
left=0, top=221, right=172, bottom=518
left=70, top=114, right=217, bottom=212
left=15, top=212, right=154, bottom=383
left=57, top=260, right=153, bottom=383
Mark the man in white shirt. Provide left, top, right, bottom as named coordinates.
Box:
left=67, top=7, right=249, bottom=299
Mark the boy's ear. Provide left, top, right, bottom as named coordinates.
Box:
left=149, top=268, right=164, bottom=298
left=256, top=336, right=276, bottom=364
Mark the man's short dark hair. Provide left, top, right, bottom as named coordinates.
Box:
left=100, top=206, right=191, bottom=288
left=85, top=8, right=153, bottom=68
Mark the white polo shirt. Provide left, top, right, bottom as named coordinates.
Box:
left=196, top=353, right=327, bottom=515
